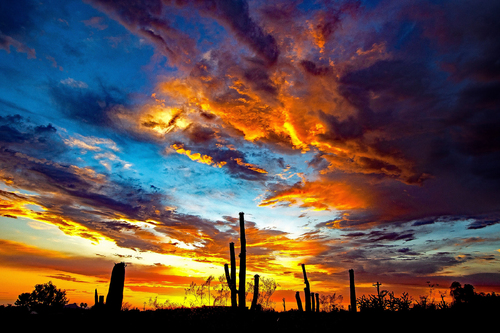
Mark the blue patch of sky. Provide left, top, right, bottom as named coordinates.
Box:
left=360, top=0, right=384, bottom=9
left=296, top=0, right=324, bottom=13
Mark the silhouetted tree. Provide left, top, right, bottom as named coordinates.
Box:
left=450, top=281, right=475, bottom=306
left=15, top=293, right=31, bottom=308
left=15, top=281, right=68, bottom=312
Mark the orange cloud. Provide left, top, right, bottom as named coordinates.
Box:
left=233, top=158, right=267, bottom=174
left=0, top=190, right=107, bottom=243
left=259, top=180, right=369, bottom=212
left=171, top=143, right=227, bottom=168
left=140, top=39, right=424, bottom=185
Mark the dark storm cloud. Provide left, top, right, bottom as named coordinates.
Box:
left=187, top=48, right=280, bottom=105
left=300, top=60, right=332, bottom=76
left=396, top=247, right=420, bottom=256
left=87, top=0, right=198, bottom=67
left=184, top=0, right=280, bottom=66
left=295, top=0, right=500, bottom=229
left=418, top=0, right=500, bottom=82
left=184, top=124, right=218, bottom=144
left=0, top=114, right=64, bottom=158
left=339, top=59, right=430, bottom=107
left=89, top=0, right=279, bottom=67
left=467, top=218, right=500, bottom=230
left=446, top=81, right=500, bottom=180
left=49, top=81, right=128, bottom=127
left=324, top=249, right=469, bottom=276
left=342, top=229, right=416, bottom=243
left=242, top=64, right=278, bottom=96
left=411, top=219, right=436, bottom=227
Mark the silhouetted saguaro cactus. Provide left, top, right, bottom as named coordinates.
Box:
left=238, top=212, right=247, bottom=309
left=349, top=269, right=356, bottom=313
left=224, top=242, right=238, bottom=308
left=311, top=292, right=316, bottom=312
left=302, top=264, right=311, bottom=312
left=315, top=293, right=320, bottom=312
left=295, top=291, right=303, bottom=312
left=250, top=274, right=260, bottom=310
left=106, top=262, right=126, bottom=312
left=230, top=242, right=237, bottom=307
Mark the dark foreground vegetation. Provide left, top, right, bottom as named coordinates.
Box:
left=0, top=302, right=497, bottom=331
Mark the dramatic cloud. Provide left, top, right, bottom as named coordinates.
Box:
left=49, top=81, right=129, bottom=127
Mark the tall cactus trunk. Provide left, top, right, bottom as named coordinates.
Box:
left=315, top=293, right=320, bottom=312
left=106, top=262, right=125, bottom=312
left=295, top=291, right=303, bottom=312
left=349, top=269, right=357, bottom=313
left=250, top=274, right=260, bottom=310
left=311, top=292, right=315, bottom=312
left=238, top=212, right=247, bottom=309
left=230, top=242, right=237, bottom=306
left=224, top=242, right=238, bottom=308
left=302, top=264, right=311, bottom=312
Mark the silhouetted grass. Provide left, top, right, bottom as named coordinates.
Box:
left=1, top=304, right=496, bottom=331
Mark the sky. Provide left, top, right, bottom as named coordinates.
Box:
left=1, top=0, right=499, bottom=310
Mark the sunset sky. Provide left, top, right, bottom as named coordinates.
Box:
left=1, top=0, right=499, bottom=310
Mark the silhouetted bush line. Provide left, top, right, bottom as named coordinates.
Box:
left=0, top=304, right=496, bottom=330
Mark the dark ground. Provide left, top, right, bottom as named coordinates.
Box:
left=0, top=305, right=491, bottom=331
